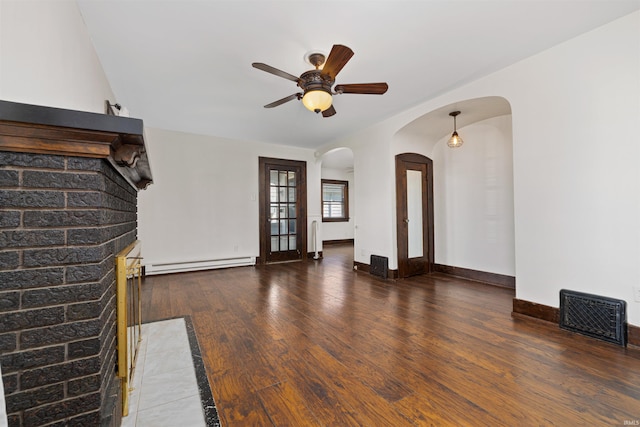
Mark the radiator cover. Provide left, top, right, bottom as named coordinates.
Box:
left=370, top=255, right=388, bottom=279
left=559, top=289, right=626, bottom=346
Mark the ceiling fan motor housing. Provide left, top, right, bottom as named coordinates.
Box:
left=299, top=70, right=334, bottom=94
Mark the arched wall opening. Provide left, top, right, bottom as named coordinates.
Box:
left=318, top=147, right=356, bottom=254
left=392, top=96, right=516, bottom=283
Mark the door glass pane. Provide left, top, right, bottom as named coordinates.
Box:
left=266, top=166, right=300, bottom=257
left=407, top=170, right=424, bottom=258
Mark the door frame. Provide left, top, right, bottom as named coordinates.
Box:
left=395, top=153, right=434, bottom=278
left=258, top=157, right=307, bottom=264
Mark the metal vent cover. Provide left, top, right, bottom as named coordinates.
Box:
left=559, top=289, right=626, bottom=346
left=370, top=255, right=388, bottom=279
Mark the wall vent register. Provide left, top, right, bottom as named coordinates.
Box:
left=370, top=255, right=389, bottom=279
left=559, top=289, right=626, bottom=346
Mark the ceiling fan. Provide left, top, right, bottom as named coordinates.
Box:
left=252, top=44, right=388, bottom=118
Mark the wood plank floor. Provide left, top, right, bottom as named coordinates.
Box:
left=141, top=244, right=640, bottom=426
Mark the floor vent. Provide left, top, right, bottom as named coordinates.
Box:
left=559, top=289, right=626, bottom=346
left=370, top=255, right=388, bottom=279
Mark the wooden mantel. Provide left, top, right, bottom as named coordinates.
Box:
left=0, top=100, right=153, bottom=189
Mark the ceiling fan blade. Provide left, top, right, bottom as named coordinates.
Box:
left=334, top=83, right=388, bottom=95
left=322, top=45, right=354, bottom=79
left=252, top=63, right=301, bottom=83
left=264, top=93, right=302, bottom=108
left=322, top=105, right=336, bottom=118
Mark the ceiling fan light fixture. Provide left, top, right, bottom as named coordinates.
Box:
left=447, top=111, right=464, bottom=148
left=302, top=89, right=332, bottom=113
left=253, top=44, right=387, bottom=117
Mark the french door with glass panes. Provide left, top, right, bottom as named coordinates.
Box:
left=259, top=158, right=307, bottom=263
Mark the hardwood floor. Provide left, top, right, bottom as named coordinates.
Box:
left=141, top=244, right=640, bottom=426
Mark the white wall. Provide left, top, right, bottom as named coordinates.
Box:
left=319, top=11, right=640, bottom=325
left=431, top=116, right=515, bottom=276
left=506, top=11, right=640, bottom=320
left=350, top=129, right=397, bottom=267
left=320, top=167, right=355, bottom=242
left=137, top=127, right=320, bottom=268
left=0, top=0, right=114, bottom=113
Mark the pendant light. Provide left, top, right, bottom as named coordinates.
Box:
left=447, top=111, right=464, bottom=148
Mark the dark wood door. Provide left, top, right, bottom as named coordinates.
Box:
left=395, top=153, right=434, bottom=278
left=259, top=157, right=307, bottom=263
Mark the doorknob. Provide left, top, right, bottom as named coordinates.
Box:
left=404, top=218, right=410, bottom=224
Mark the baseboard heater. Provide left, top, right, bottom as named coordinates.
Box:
left=559, top=289, right=627, bottom=346
left=145, top=256, right=256, bottom=276
left=370, top=255, right=388, bottom=279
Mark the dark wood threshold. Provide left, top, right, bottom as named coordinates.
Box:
left=512, top=298, right=640, bottom=347
left=323, top=239, right=354, bottom=246
left=255, top=254, right=323, bottom=265
left=433, top=264, right=515, bottom=289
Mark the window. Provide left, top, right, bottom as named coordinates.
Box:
left=322, top=179, right=349, bottom=222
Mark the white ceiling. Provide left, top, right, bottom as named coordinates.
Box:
left=77, top=0, right=640, bottom=150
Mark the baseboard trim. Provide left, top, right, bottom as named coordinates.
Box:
left=323, top=239, right=354, bottom=246
left=434, top=264, right=515, bottom=289
left=353, top=261, right=399, bottom=279
left=512, top=298, right=559, bottom=323
left=628, top=324, right=640, bottom=347
left=512, top=298, right=640, bottom=347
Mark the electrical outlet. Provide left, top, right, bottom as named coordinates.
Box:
left=634, top=286, right=640, bottom=302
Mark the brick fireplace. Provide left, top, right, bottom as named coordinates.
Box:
left=0, top=100, right=152, bottom=426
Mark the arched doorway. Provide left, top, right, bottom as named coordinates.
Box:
left=395, top=153, right=434, bottom=278
left=319, top=147, right=355, bottom=255
left=392, top=96, right=515, bottom=283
